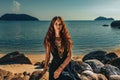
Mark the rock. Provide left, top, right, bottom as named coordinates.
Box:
left=85, top=59, right=104, bottom=73
left=22, top=71, right=30, bottom=80
left=73, top=61, right=93, bottom=74
left=100, top=64, right=120, bottom=79
left=0, top=51, right=32, bottom=64
left=109, top=57, right=120, bottom=69
left=11, top=77, right=24, bottom=80
left=29, top=71, right=43, bottom=80
left=102, top=24, right=109, bottom=27
left=111, top=20, right=120, bottom=28
left=103, top=52, right=118, bottom=64
left=0, top=69, right=13, bottom=80
left=23, top=71, right=27, bottom=76
left=97, top=74, right=108, bottom=80
left=22, top=76, right=29, bottom=80
left=16, top=73, right=22, bottom=77
left=82, top=50, right=107, bottom=63
left=80, top=70, right=98, bottom=80
left=34, top=60, right=45, bottom=69
left=109, top=75, right=120, bottom=80
left=4, top=76, right=13, bottom=80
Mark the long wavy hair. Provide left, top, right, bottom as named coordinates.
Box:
left=44, top=16, right=72, bottom=52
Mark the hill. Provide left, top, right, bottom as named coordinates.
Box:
left=94, top=16, right=114, bottom=21
left=0, top=13, right=39, bottom=21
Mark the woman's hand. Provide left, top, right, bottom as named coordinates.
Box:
left=54, top=67, right=63, bottom=79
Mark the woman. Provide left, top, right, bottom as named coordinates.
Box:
left=42, top=16, right=80, bottom=80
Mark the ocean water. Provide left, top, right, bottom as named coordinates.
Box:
left=0, top=20, right=120, bottom=54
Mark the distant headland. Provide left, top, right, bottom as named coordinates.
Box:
left=0, top=13, right=39, bottom=21
left=94, top=16, right=114, bottom=21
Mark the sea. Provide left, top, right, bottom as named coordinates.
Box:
left=0, top=20, right=120, bottom=54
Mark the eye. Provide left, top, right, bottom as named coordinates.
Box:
left=55, top=23, right=57, bottom=26
left=59, top=24, right=62, bottom=26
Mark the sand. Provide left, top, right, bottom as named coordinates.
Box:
left=0, top=53, right=84, bottom=74
left=0, top=53, right=45, bottom=74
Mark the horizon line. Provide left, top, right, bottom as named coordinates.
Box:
left=0, top=13, right=119, bottom=21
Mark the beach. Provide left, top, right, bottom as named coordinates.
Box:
left=0, top=53, right=84, bottom=72
left=0, top=53, right=45, bottom=73
left=0, top=51, right=84, bottom=79
left=0, top=48, right=120, bottom=80
left=0, top=53, right=49, bottom=79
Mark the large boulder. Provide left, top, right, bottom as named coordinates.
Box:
left=103, top=52, right=118, bottom=64
left=85, top=59, right=104, bottom=73
left=111, top=20, right=120, bottom=28
left=100, top=64, right=120, bottom=79
left=82, top=50, right=107, bottom=63
left=109, top=57, right=120, bottom=69
left=80, top=70, right=98, bottom=80
left=73, top=61, right=93, bottom=74
left=0, top=51, right=32, bottom=64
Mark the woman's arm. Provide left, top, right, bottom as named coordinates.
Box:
left=54, top=48, right=72, bottom=79
left=59, top=48, right=72, bottom=70
left=42, top=43, right=50, bottom=74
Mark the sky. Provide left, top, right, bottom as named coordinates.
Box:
left=0, top=0, right=120, bottom=20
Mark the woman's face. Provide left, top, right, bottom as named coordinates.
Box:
left=54, top=19, right=62, bottom=32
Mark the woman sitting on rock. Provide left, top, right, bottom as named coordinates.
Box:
left=42, top=16, right=80, bottom=80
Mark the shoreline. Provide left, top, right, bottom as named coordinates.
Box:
left=0, top=46, right=119, bottom=55
left=0, top=47, right=120, bottom=64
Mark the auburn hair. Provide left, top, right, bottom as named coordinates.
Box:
left=44, top=16, right=72, bottom=52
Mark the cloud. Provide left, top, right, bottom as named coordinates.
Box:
left=12, top=0, right=21, bottom=13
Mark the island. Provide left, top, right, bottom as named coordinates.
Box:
left=0, top=13, right=39, bottom=21
left=94, top=16, right=114, bottom=21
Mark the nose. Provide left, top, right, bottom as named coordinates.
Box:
left=56, top=25, right=60, bottom=29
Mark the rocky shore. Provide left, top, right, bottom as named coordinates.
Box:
left=0, top=49, right=120, bottom=80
